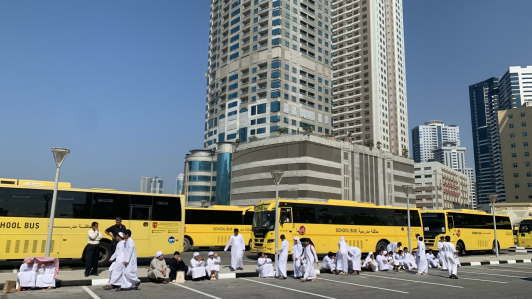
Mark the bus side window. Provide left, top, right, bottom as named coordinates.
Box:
left=447, top=216, right=454, bottom=229
left=280, top=208, right=292, bottom=223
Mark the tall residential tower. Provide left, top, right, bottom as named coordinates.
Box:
left=411, top=121, right=460, bottom=163
left=204, top=0, right=335, bottom=150
left=331, top=0, right=409, bottom=154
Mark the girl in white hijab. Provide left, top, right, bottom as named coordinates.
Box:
left=292, top=237, right=303, bottom=278
left=336, top=237, right=349, bottom=274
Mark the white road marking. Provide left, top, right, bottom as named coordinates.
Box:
left=489, top=261, right=499, bottom=265
left=319, top=277, right=409, bottom=294
left=482, top=267, right=532, bottom=274
left=171, top=282, right=223, bottom=299
left=507, top=260, right=516, bottom=264
left=457, top=277, right=508, bottom=284
left=240, top=278, right=336, bottom=299
left=523, top=259, right=531, bottom=263
left=362, top=273, right=463, bottom=288
left=82, top=286, right=101, bottom=299
left=469, top=262, right=481, bottom=266
left=459, top=270, right=527, bottom=278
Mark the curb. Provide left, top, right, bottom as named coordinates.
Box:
left=460, top=259, right=532, bottom=267
left=1, top=269, right=321, bottom=289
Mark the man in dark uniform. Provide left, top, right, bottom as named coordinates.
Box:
left=104, top=217, right=127, bottom=256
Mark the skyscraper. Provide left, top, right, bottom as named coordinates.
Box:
left=203, top=0, right=334, bottom=150
left=411, top=121, right=460, bottom=163
left=151, top=176, right=164, bottom=194
left=469, top=77, right=505, bottom=211
left=140, top=176, right=153, bottom=193
left=432, top=142, right=467, bottom=172
left=331, top=0, right=409, bottom=155
left=176, top=173, right=184, bottom=195
left=498, top=66, right=532, bottom=109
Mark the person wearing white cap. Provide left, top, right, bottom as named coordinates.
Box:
left=103, top=232, right=125, bottom=290
left=147, top=251, right=168, bottom=283
left=188, top=252, right=207, bottom=280
left=292, top=237, right=303, bottom=278
left=206, top=252, right=221, bottom=280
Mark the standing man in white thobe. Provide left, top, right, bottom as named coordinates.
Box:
left=300, top=238, right=318, bottom=282
left=347, top=246, right=361, bottom=275
left=276, top=235, right=289, bottom=279
left=120, top=230, right=140, bottom=291
left=36, top=261, right=56, bottom=290
left=224, top=228, right=245, bottom=271
left=104, top=232, right=125, bottom=290
left=442, top=236, right=458, bottom=279
left=336, top=237, right=349, bottom=275
left=437, top=236, right=447, bottom=270
left=416, top=235, right=428, bottom=275
left=387, top=242, right=402, bottom=254
left=292, top=237, right=304, bottom=278
left=17, top=259, right=37, bottom=290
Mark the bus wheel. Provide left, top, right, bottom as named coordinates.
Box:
left=184, top=237, right=192, bottom=252
left=96, top=243, right=112, bottom=267
left=456, top=241, right=465, bottom=256
left=376, top=240, right=388, bottom=253
left=247, top=239, right=252, bottom=251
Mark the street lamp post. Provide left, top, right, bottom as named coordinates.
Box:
left=488, top=194, right=499, bottom=258
left=45, top=148, right=70, bottom=257
left=402, top=185, right=414, bottom=255
left=271, top=170, right=284, bottom=277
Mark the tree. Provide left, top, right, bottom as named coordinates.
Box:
left=364, top=139, right=374, bottom=148
left=347, top=132, right=353, bottom=143
left=249, top=136, right=258, bottom=142
left=402, top=148, right=409, bottom=158
left=303, top=126, right=314, bottom=135
left=275, top=127, right=287, bottom=135
left=376, top=141, right=382, bottom=150
left=235, top=139, right=242, bottom=144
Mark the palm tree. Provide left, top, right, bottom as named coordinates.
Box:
left=402, top=148, right=409, bottom=158
left=249, top=136, right=258, bottom=142
left=364, top=139, right=374, bottom=148
left=235, top=139, right=242, bottom=144
left=303, top=126, right=314, bottom=135
left=376, top=141, right=382, bottom=150
left=275, top=127, right=287, bottom=135
left=347, top=132, right=353, bottom=143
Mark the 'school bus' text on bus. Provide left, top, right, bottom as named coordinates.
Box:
left=0, top=179, right=184, bottom=266
left=184, top=206, right=254, bottom=251
left=421, top=210, right=513, bottom=255
left=251, top=199, right=423, bottom=255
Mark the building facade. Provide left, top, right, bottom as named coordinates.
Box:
left=411, top=121, right=460, bottom=163
left=498, top=105, right=532, bottom=203
left=176, top=173, right=184, bottom=195
left=413, top=162, right=470, bottom=210
left=140, top=176, right=153, bottom=193
left=183, top=150, right=217, bottom=206
left=499, top=66, right=532, bottom=109
left=463, top=168, right=476, bottom=210
left=432, top=141, right=467, bottom=172
left=331, top=0, right=409, bottom=155
left=204, top=0, right=335, bottom=150
left=469, top=77, right=506, bottom=211
left=151, top=176, right=164, bottom=194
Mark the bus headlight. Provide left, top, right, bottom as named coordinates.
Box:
left=267, top=240, right=275, bottom=243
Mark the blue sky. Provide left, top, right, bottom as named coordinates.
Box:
left=1, top=1, right=531, bottom=193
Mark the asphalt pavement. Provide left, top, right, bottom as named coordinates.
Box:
left=4, top=262, right=532, bottom=299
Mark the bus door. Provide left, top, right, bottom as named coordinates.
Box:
left=447, top=215, right=455, bottom=242
left=519, top=222, right=532, bottom=247
left=130, top=205, right=151, bottom=256
left=279, top=207, right=294, bottom=252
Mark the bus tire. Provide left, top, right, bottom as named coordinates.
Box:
left=456, top=241, right=465, bottom=256
left=184, top=237, right=192, bottom=252
left=97, top=242, right=112, bottom=267
left=376, top=240, right=388, bottom=253
left=247, top=239, right=252, bottom=251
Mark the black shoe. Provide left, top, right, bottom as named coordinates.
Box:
left=449, top=276, right=453, bottom=279
left=85, top=274, right=89, bottom=277
left=92, top=274, right=99, bottom=276
left=453, top=275, right=458, bottom=279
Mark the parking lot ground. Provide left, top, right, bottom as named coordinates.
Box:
left=4, top=262, right=532, bottom=299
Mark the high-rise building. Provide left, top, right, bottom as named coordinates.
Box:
left=331, top=0, right=409, bottom=155
left=432, top=141, right=467, bottom=172
left=469, top=77, right=506, bottom=211
left=176, top=173, right=184, bottom=195
left=499, top=66, right=532, bottom=109
left=463, top=168, right=476, bottom=210
left=203, top=0, right=335, bottom=150
left=498, top=104, right=532, bottom=203
left=411, top=121, right=460, bottom=163
left=151, top=176, right=164, bottom=194
left=140, top=176, right=153, bottom=193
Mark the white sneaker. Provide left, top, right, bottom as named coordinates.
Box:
left=171, top=280, right=175, bottom=283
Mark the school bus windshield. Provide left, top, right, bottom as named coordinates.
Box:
left=252, top=209, right=275, bottom=230
left=421, top=213, right=446, bottom=239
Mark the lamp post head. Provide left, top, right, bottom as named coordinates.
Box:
left=488, top=194, right=497, bottom=204
left=51, top=148, right=70, bottom=168
left=271, top=170, right=284, bottom=185
left=402, top=185, right=413, bottom=195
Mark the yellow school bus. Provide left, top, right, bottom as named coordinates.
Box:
left=517, top=218, right=532, bottom=248
left=251, top=199, right=423, bottom=254
left=0, top=179, right=184, bottom=266
left=421, top=210, right=513, bottom=255
left=184, top=206, right=254, bottom=251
